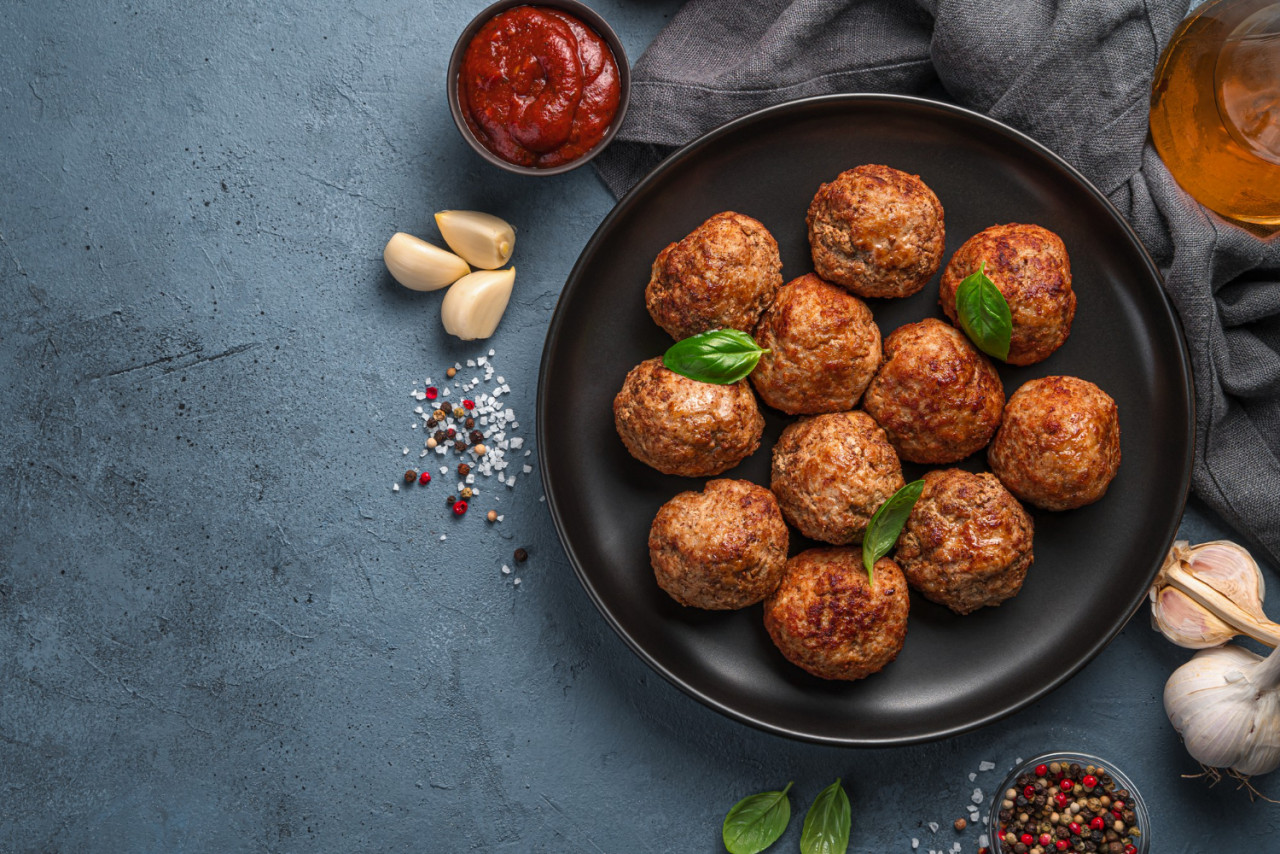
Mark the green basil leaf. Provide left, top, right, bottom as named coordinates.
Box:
left=799, top=779, right=851, bottom=854
left=722, top=782, right=793, bottom=854
left=663, top=329, right=767, bottom=385
left=954, top=262, right=1012, bottom=361
left=862, top=480, right=925, bottom=582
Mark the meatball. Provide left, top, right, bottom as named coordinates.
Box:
left=988, top=376, right=1121, bottom=511
left=750, top=273, right=882, bottom=414
left=763, top=548, right=909, bottom=681
left=895, top=469, right=1034, bottom=615
left=806, top=164, right=945, bottom=299
left=648, top=479, right=789, bottom=609
left=770, top=411, right=904, bottom=544
left=862, top=318, right=1005, bottom=464
left=614, top=357, right=764, bottom=477
left=940, top=223, right=1075, bottom=365
left=645, top=211, right=783, bottom=340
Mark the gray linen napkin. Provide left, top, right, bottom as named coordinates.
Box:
left=595, top=0, right=1280, bottom=566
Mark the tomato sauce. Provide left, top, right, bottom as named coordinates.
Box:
left=459, top=6, right=621, bottom=169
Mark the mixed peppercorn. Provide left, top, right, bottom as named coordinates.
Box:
left=997, top=762, right=1140, bottom=854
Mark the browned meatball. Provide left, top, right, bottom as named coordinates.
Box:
left=763, top=548, right=909, bottom=681
left=750, top=274, right=882, bottom=414
left=988, top=376, right=1121, bottom=511
left=614, top=357, right=764, bottom=477
left=895, top=469, right=1034, bottom=615
left=645, top=211, right=783, bottom=340
left=648, top=479, right=789, bottom=609
left=770, top=411, right=904, bottom=544
left=862, top=318, right=1005, bottom=464
left=940, top=223, right=1075, bottom=365
left=806, top=164, right=945, bottom=299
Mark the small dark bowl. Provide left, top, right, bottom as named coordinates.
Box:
left=446, top=0, right=631, bottom=176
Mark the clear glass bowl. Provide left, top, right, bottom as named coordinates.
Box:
left=987, top=752, right=1150, bottom=854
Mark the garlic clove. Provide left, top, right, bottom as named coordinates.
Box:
left=435, top=210, right=515, bottom=269
left=441, top=267, right=515, bottom=341
left=1150, top=539, right=1280, bottom=649
left=383, top=232, right=470, bottom=291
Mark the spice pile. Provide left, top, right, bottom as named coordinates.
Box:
left=996, top=761, right=1140, bottom=854
left=392, top=350, right=533, bottom=525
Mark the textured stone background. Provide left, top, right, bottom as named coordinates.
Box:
left=2, top=1, right=1276, bottom=851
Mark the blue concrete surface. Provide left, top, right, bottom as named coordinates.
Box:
left=2, top=1, right=1276, bottom=851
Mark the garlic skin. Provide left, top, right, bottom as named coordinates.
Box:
left=1165, top=643, right=1280, bottom=776
left=435, top=210, right=515, bottom=269
left=441, top=268, right=515, bottom=341
left=383, top=232, right=470, bottom=291
left=1150, top=540, right=1280, bottom=649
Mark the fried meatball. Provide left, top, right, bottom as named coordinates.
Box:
left=645, top=211, right=783, bottom=340
left=763, top=548, right=909, bottom=681
left=770, top=411, right=904, bottom=544
left=648, top=479, right=789, bottom=609
left=750, top=274, right=882, bottom=414
left=806, top=164, right=945, bottom=299
left=613, top=357, right=764, bottom=477
left=862, top=318, right=1005, bottom=464
left=988, top=376, right=1121, bottom=511
left=940, top=223, right=1075, bottom=365
left=895, top=469, right=1034, bottom=615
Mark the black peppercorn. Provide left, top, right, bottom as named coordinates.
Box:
left=470, top=429, right=483, bottom=443
left=458, top=463, right=471, bottom=477
left=514, top=547, right=528, bottom=563
left=464, top=417, right=475, bottom=429
left=433, top=430, right=447, bottom=444
left=404, top=469, right=417, bottom=484
left=426, top=418, right=437, bottom=428
left=454, top=440, right=467, bottom=452
left=446, top=495, right=456, bottom=506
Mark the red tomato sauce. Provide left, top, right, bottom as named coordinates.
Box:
left=458, top=6, right=621, bottom=169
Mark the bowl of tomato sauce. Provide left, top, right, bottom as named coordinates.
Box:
left=447, top=0, right=630, bottom=175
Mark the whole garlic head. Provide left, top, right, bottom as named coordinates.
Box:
left=1165, top=642, right=1280, bottom=776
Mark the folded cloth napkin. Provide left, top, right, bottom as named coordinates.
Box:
left=596, top=0, right=1280, bottom=566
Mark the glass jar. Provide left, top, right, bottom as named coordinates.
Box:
left=1149, top=0, right=1280, bottom=225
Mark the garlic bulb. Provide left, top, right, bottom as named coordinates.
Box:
left=1150, top=540, right=1280, bottom=649
left=383, top=232, right=470, bottom=291
left=1165, top=642, right=1280, bottom=776
left=441, top=268, right=515, bottom=340
left=435, top=210, right=515, bottom=270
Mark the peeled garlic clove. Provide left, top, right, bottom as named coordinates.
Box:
left=441, top=268, right=514, bottom=340
left=383, top=232, right=470, bottom=291
left=435, top=210, right=515, bottom=269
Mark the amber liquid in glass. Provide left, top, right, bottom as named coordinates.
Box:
left=1150, top=0, right=1280, bottom=225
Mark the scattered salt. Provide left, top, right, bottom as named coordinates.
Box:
left=970, top=788, right=982, bottom=805
left=501, top=565, right=511, bottom=575
left=978, top=761, right=995, bottom=772
left=439, top=534, right=446, bottom=541
left=911, top=840, right=919, bottom=850
left=402, top=447, right=409, bottom=455
left=522, top=465, right=532, bottom=474
left=928, top=822, right=939, bottom=833
left=968, top=772, right=976, bottom=782
left=392, top=483, right=399, bottom=492
left=978, top=835, right=988, bottom=848
left=513, top=578, right=521, bottom=586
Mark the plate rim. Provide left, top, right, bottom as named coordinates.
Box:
left=536, top=92, right=1195, bottom=746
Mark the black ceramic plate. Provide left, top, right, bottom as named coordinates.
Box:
left=536, top=94, right=1193, bottom=745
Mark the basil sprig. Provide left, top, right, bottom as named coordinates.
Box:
left=799, top=779, right=851, bottom=854
left=862, top=480, right=925, bottom=582
left=663, top=329, right=768, bottom=385
left=954, top=262, right=1012, bottom=361
left=722, top=782, right=793, bottom=854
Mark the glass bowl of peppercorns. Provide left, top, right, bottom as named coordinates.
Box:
left=988, top=752, right=1148, bottom=854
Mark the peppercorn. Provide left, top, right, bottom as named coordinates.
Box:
left=486, top=510, right=497, bottom=523
left=425, top=386, right=438, bottom=400
left=460, top=487, right=473, bottom=500
left=463, top=399, right=475, bottom=410
left=452, top=406, right=465, bottom=418
left=470, top=429, right=483, bottom=443
left=514, top=547, right=528, bottom=563
left=954, top=818, right=967, bottom=831
left=433, top=430, right=447, bottom=444
left=433, top=409, right=446, bottom=421
left=427, top=438, right=438, bottom=449
left=446, top=495, right=456, bottom=505
left=446, top=427, right=456, bottom=438
left=419, top=471, right=431, bottom=485
left=474, top=443, right=487, bottom=456
left=446, top=367, right=457, bottom=378
left=458, top=462, right=471, bottom=477
left=404, top=469, right=417, bottom=484
left=452, top=500, right=467, bottom=515
left=464, top=417, right=475, bottom=429
left=454, top=440, right=467, bottom=452
left=426, top=418, right=437, bottom=429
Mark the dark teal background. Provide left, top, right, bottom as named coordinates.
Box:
left=2, top=0, right=1276, bottom=849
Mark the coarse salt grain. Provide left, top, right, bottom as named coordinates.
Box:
left=970, top=788, right=982, bottom=805
left=911, top=840, right=919, bottom=850
left=978, top=835, right=988, bottom=848
left=501, top=565, right=511, bottom=575
left=978, top=761, right=995, bottom=772
left=968, top=772, right=976, bottom=782
left=392, top=483, right=399, bottom=492
left=513, top=578, right=521, bottom=586
left=522, top=465, right=532, bottom=474
left=928, top=823, right=939, bottom=833
left=439, top=534, right=446, bottom=541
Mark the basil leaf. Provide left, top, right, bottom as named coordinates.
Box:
left=799, top=779, right=851, bottom=854
left=862, top=480, right=925, bottom=582
left=722, top=782, right=793, bottom=854
left=663, top=329, right=767, bottom=385
left=954, top=262, right=1012, bottom=361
